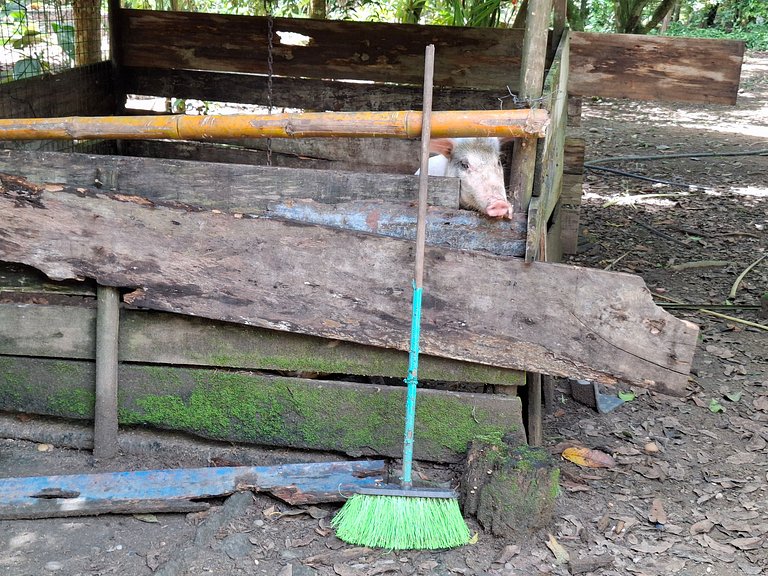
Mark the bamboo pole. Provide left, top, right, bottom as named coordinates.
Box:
left=94, top=285, right=120, bottom=459
left=0, top=110, right=549, bottom=141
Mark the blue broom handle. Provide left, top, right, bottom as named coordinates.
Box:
left=401, top=284, right=422, bottom=488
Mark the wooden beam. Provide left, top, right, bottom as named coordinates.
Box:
left=122, top=67, right=501, bottom=112
left=0, top=150, right=460, bottom=210
left=0, top=460, right=387, bottom=519
left=569, top=32, right=744, bottom=105
left=0, top=356, right=525, bottom=462
left=0, top=183, right=699, bottom=394
left=0, top=303, right=524, bottom=387
left=116, top=9, right=527, bottom=91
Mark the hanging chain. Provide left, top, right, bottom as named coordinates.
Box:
left=265, top=5, right=275, bottom=166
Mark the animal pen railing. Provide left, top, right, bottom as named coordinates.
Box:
left=0, top=5, right=705, bottom=461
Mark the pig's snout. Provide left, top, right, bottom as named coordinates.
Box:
left=485, top=199, right=513, bottom=219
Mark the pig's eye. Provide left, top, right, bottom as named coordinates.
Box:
left=458, top=160, right=470, bottom=171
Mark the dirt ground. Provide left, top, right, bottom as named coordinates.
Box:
left=1, top=53, right=767, bottom=576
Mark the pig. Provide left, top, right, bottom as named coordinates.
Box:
left=416, top=137, right=513, bottom=219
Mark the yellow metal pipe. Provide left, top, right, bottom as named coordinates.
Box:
left=0, top=110, right=549, bottom=141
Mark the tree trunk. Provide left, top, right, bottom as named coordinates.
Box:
left=643, top=0, right=678, bottom=33
left=73, top=0, right=102, bottom=65
left=310, top=0, right=326, bottom=19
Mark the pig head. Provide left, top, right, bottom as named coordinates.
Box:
left=416, top=138, right=513, bottom=219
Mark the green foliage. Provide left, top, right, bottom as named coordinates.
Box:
left=663, top=21, right=768, bottom=50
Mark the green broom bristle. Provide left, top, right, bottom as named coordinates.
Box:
left=331, top=493, right=470, bottom=550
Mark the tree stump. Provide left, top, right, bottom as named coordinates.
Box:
left=461, top=437, right=559, bottom=536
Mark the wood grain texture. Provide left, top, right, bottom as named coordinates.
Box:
left=117, top=9, right=526, bottom=91
left=0, top=303, right=524, bottom=386
left=0, top=149, right=459, bottom=209
left=569, top=32, right=744, bottom=105
left=0, top=184, right=699, bottom=393
left=0, top=356, right=525, bottom=461
left=123, top=67, right=501, bottom=112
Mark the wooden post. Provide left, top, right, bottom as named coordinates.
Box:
left=513, top=0, right=553, bottom=447
left=510, top=0, right=553, bottom=217
left=94, top=285, right=120, bottom=459
left=553, top=0, right=567, bottom=48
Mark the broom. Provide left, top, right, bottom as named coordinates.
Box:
left=331, top=44, right=471, bottom=551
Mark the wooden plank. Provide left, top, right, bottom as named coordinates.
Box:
left=569, top=32, right=744, bottom=105
left=0, top=62, right=114, bottom=119
left=267, top=200, right=526, bottom=257
left=564, top=137, right=585, bottom=175
left=123, top=67, right=501, bottom=111
left=117, top=9, right=526, bottom=90
left=0, top=460, right=387, bottom=519
left=0, top=184, right=699, bottom=393
left=0, top=303, right=524, bottom=387
left=0, top=356, right=525, bottom=462
left=0, top=150, right=459, bottom=210
left=509, top=0, right=552, bottom=218
left=529, top=31, right=569, bottom=262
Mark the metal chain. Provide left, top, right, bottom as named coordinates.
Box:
left=265, top=6, right=275, bottom=166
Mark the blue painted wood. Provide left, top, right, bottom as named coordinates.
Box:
left=267, top=200, right=527, bottom=258
left=0, top=460, right=385, bottom=519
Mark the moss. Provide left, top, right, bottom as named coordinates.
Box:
left=48, top=388, right=94, bottom=417
left=416, top=396, right=509, bottom=454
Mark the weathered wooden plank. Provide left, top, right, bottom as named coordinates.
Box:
left=0, top=184, right=699, bottom=393
left=569, top=32, right=744, bottom=105
left=0, top=356, right=525, bottom=461
left=121, top=137, right=423, bottom=174
left=0, top=303, right=523, bottom=386
left=0, top=150, right=459, bottom=210
left=0, top=62, right=114, bottom=119
left=564, top=137, right=585, bottom=175
left=529, top=31, right=569, bottom=262
left=123, top=67, right=502, bottom=112
left=0, top=460, right=387, bottom=519
left=117, top=9, right=527, bottom=90
left=267, top=200, right=526, bottom=257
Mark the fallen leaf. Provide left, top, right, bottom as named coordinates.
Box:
left=728, top=537, right=763, bottom=550
left=631, top=540, right=675, bottom=554
left=36, top=443, right=53, bottom=452
left=648, top=498, right=667, bottom=525
left=133, top=514, right=159, bottom=524
left=724, top=391, right=743, bottom=402
left=618, top=391, right=636, bottom=401
left=699, top=534, right=737, bottom=554
left=753, top=396, right=768, bottom=412
left=469, top=531, right=479, bottom=545
left=690, top=519, right=715, bottom=535
left=705, top=345, right=735, bottom=359
left=709, top=399, right=725, bottom=413
left=562, top=447, right=616, bottom=468
left=494, top=544, right=520, bottom=564
left=545, top=533, right=569, bottom=565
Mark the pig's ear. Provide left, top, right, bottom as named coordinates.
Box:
left=429, top=138, right=455, bottom=157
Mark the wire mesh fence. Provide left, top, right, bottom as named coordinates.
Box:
left=0, top=0, right=112, bottom=152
